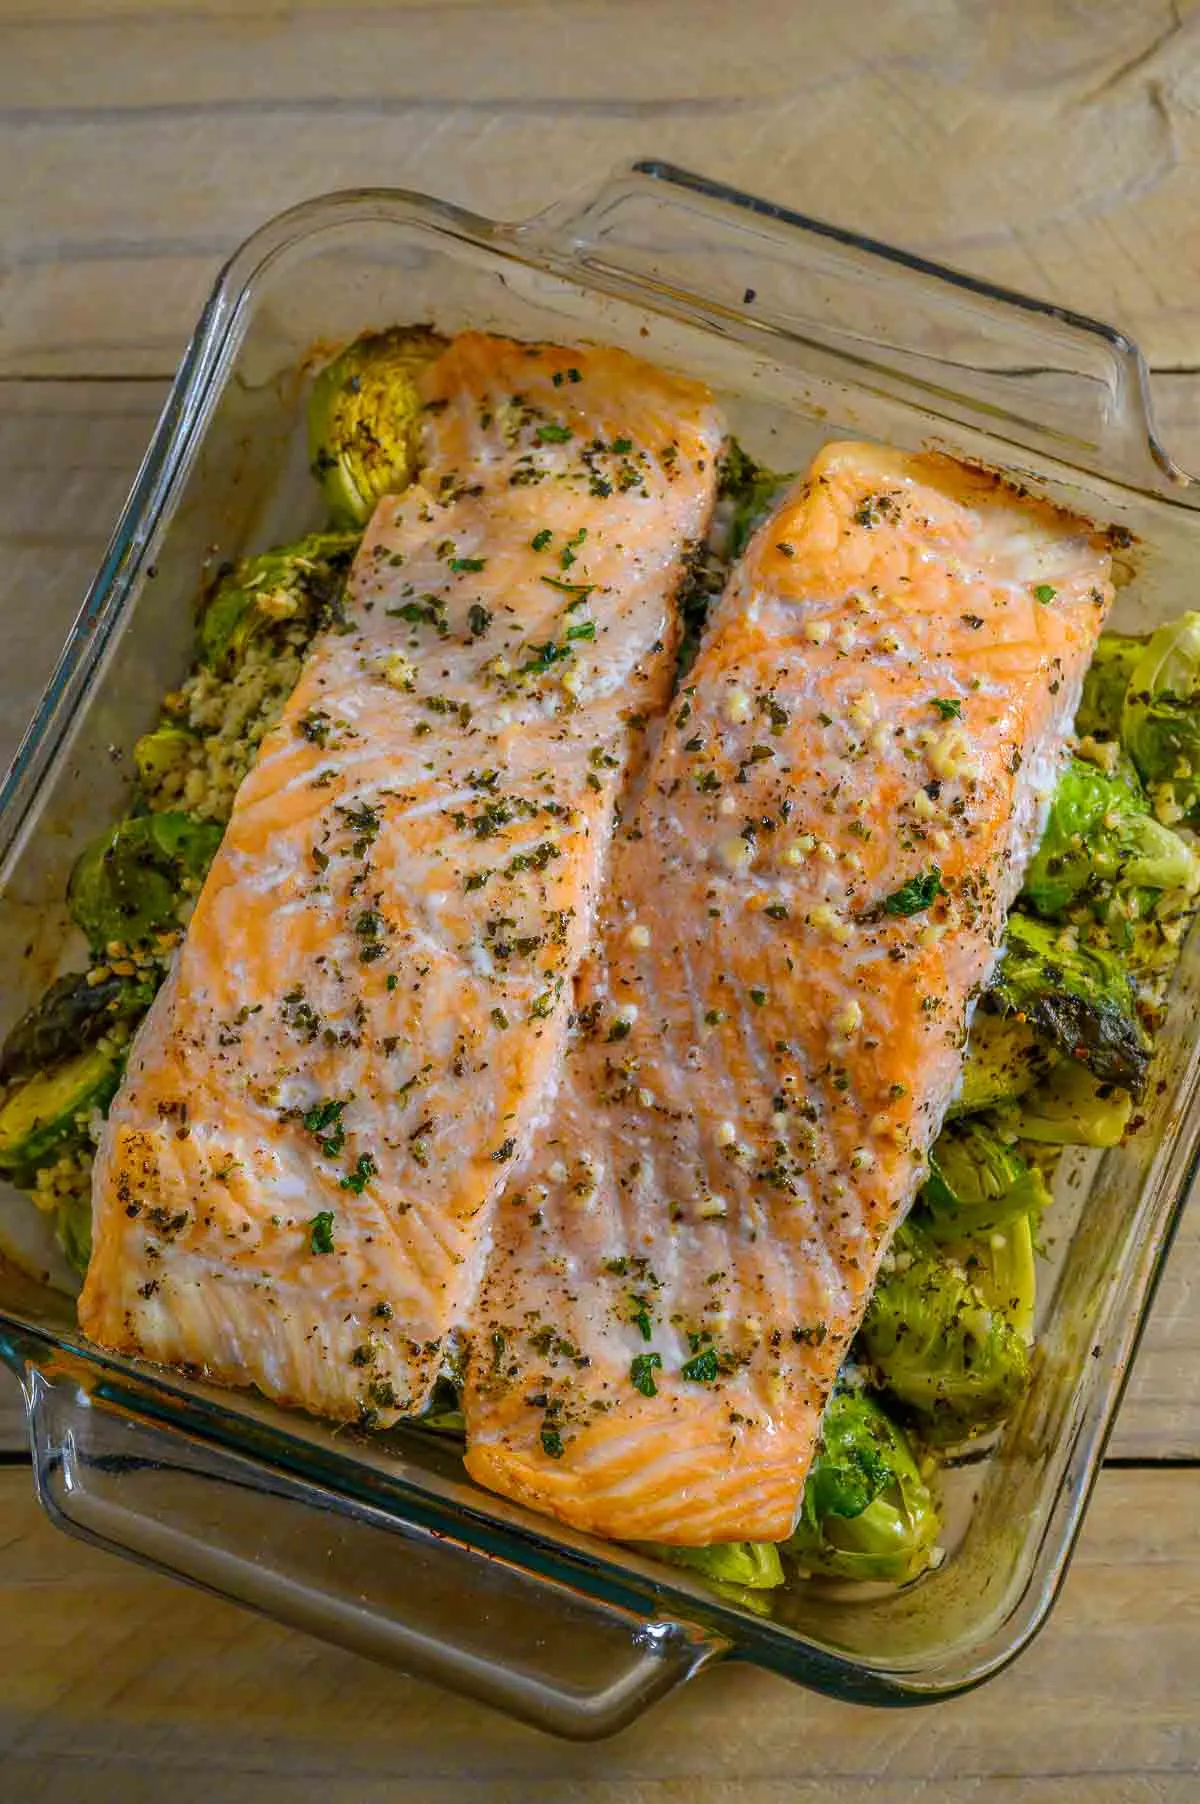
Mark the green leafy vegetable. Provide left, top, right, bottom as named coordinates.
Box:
left=0, top=968, right=156, bottom=1086
left=953, top=1209, right=1038, bottom=1343
left=919, top=1119, right=1052, bottom=1243
left=56, top=1189, right=93, bottom=1275
left=645, top=1539, right=783, bottom=1590
left=786, top=1389, right=940, bottom=1583
left=882, top=867, right=943, bottom=918
left=0, top=1044, right=124, bottom=1176
left=198, top=533, right=360, bottom=673
left=1021, top=758, right=1198, bottom=919
left=951, top=1014, right=1051, bottom=1118
left=68, top=812, right=223, bottom=950
left=1076, top=633, right=1143, bottom=740
left=1121, top=611, right=1200, bottom=822
left=1015, top=1059, right=1133, bottom=1149
left=720, top=441, right=792, bottom=560
left=308, top=1211, right=336, bottom=1255
left=630, top=1352, right=662, bottom=1396
left=133, top=724, right=199, bottom=799
left=859, top=1222, right=1030, bottom=1442
left=990, top=912, right=1150, bottom=1095
left=681, top=1347, right=720, bottom=1383
left=308, top=327, right=446, bottom=526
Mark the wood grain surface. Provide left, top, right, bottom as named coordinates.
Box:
left=0, top=1464, right=1195, bottom=1800
left=1, top=3, right=1198, bottom=1796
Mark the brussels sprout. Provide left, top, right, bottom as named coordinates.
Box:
left=636, top=1537, right=784, bottom=1614
left=990, top=911, right=1150, bottom=1095
left=68, top=812, right=223, bottom=950
left=134, top=725, right=200, bottom=803
left=953, top=1210, right=1038, bottom=1343
left=951, top=1013, right=1051, bottom=1117
left=1121, top=612, right=1200, bottom=822
left=786, top=1388, right=939, bottom=1584
left=919, top=1120, right=1051, bottom=1243
left=0, top=967, right=156, bottom=1085
left=1076, top=633, right=1143, bottom=740
left=308, top=328, right=446, bottom=526
left=198, top=532, right=360, bottom=672
left=57, top=1188, right=93, bottom=1275
left=649, top=1539, right=785, bottom=1591
left=1021, top=758, right=1199, bottom=919
left=0, top=1044, right=123, bottom=1175
left=858, top=1222, right=1030, bottom=1442
left=1016, top=1059, right=1133, bottom=1149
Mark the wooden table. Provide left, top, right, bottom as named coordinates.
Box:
left=2, top=3, right=1198, bottom=1795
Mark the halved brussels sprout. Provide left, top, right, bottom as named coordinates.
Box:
left=0, top=1044, right=123, bottom=1175
left=920, top=1119, right=1051, bottom=1243
left=951, top=1210, right=1038, bottom=1344
left=1021, top=758, right=1199, bottom=920
left=134, top=724, right=200, bottom=804
left=786, top=1388, right=939, bottom=1584
left=858, top=1222, right=1030, bottom=1443
left=57, top=1187, right=93, bottom=1275
left=308, top=328, right=446, bottom=526
left=1076, top=632, right=1143, bottom=740
left=990, top=911, right=1150, bottom=1095
left=648, top=1540, right=784, bottom=1590
left=951, top=1013, right=1051, bottom=1118
left=1016, top=1059, right=1133, bottom=1149
left=199, top=532, right=360, bottom=672
left=69, top=812, right=223, bottom=951
left=1122, top=612, right=1200, bottom=822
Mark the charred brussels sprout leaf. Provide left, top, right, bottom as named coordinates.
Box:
left=990, top=911, right=1150, bottom=1095
left=1021, top=757, right=1198, bottom=919
left=69, top=812, right=223, bottom=950
left=786, top=1389, right=939, bottom=1583
left=1122, top=612, right=1200, bottom=822
left=308, top=327, right=446, bottom=526
left=858, top=1222, right=1031, bottom=1443
left=1076, top=633, right=1144, bottom=740
left=0, top=968, right=156, bottom=1085
left=919, top=1120, right=1051, bottom=1243
left=199, top=532, right=360, bottom=673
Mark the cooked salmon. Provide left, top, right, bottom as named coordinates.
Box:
left=79, top=334, right=722, bottom=1422
left=462, top=442, right=1114, bottom=1544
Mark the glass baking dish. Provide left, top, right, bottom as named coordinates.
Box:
left=1, top=161, right=1198, bottom=1739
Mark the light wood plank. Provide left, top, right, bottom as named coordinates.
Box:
left=3, top=2, right=1200, bottom=372
left=0, top=1466, right=1194, bottom=1798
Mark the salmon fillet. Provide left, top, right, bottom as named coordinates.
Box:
left=462, top=441, right=1113, bottom=1544
left=79, top=333, right=722, bottom=1422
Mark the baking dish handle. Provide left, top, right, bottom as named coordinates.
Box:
left=19, top=1358, right=727, bottom=1739
left=516, top=158, right=1197, bottom=502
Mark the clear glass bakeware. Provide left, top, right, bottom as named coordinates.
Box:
left=0, top=161, right=1197, bottom=1739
